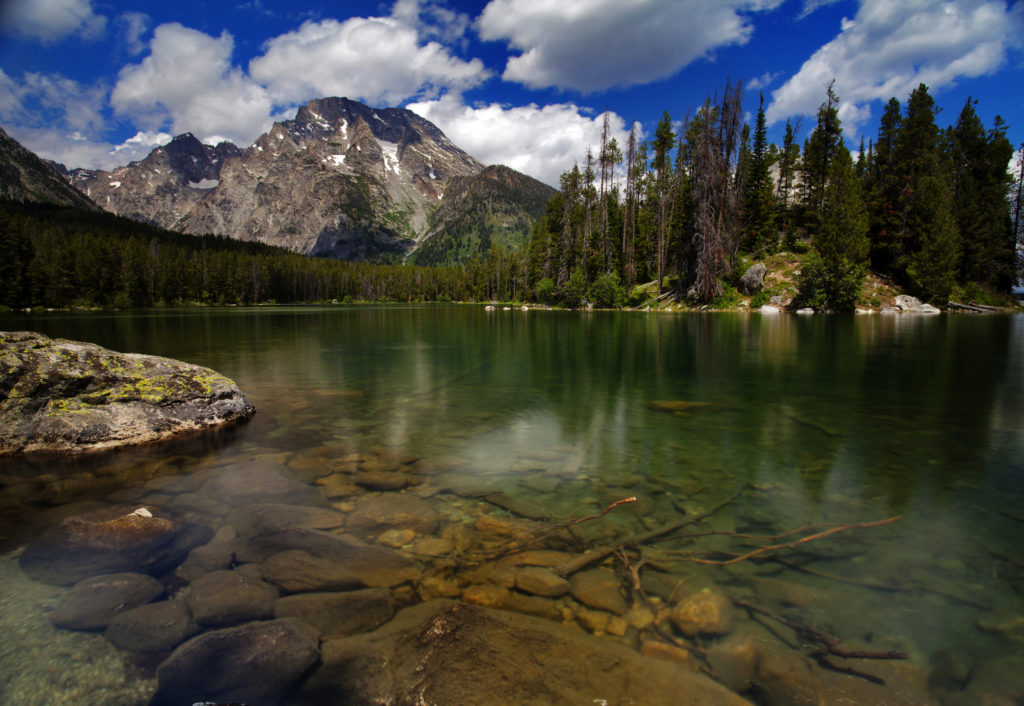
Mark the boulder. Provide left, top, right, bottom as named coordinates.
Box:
left=352, top=470, right=410, bottom=491
left=669, top=588, right=733, bottom=637
left=228, top=503, right=345, bottom=537
left=201, top=462, right=325, bottom=506
left=151, top=617, right=320, bottom=706
left=569, top=569, right=628, bottom=615
left=261, top=549, right=364, bottom=593
left=739, top=263, right=767, bottom=294
left=49, top=572, right=163, bottom=630
left=515, top=566, right=570, bottom=597
left=894, top=294, right=941, bottom=314
left=346, top=494, right=439, bottom=535
left=302, top=600, right=750, bottom=706
left=105, top=598, right=199, bottom=652
left=0, top=330, right=254, bottom=456
left=274, top=588, right=393, bottom=638
left=19, top=504, right=212, bottom=585
left=187, top=570, right=278, bottom=627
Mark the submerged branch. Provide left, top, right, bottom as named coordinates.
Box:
left=735, top=600, right=908, bottom=660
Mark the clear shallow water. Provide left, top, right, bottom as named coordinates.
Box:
left=1, top=306, right=1023, bottom=704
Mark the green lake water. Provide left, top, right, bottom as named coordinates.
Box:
left=1, top=305, right=1023, bottom=704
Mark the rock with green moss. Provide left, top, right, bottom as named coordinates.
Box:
left=0, top=331, right=255, bottom=456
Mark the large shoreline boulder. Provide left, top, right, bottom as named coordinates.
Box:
left=0, top=330, right=255, bottom=456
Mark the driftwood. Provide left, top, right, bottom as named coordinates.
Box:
left=555, top=493, right=739, bottom=577
left=947, top=301, right=989, bottom=313
left=735, top=600, right=908, bottom=660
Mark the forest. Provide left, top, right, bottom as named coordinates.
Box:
left=0, top=79, right=1021, bottom=312
left=526, top=80, right=1022, bottom=310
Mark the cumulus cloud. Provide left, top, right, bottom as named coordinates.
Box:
left=0, top=68, right=107, bottom=137
left=111, top=23, right=275, bottom=147
left=475, top=0, right=784, bottom=92
left=249, top=9, right=488, bottom=106
left=3, top=126, right=171, bottom=171
left=1, top=0, right=106, bottom=41
left=407, top=94, right=629, bottom=187
left=114, top=11, right=149, bottom=55
left=767, top=0, right=1024, bottom=130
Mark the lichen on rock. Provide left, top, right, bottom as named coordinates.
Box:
left=0, top=330, right=255, bottom=456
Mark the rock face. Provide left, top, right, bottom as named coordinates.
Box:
left=894, top=294, right=941, bottom=314
left=67, top=97, right=555, bottom=264
left=302, top=600, right=751, bottom=706
left=19, top=504, right=212, bottom=585
left=0, top=331, right=255, bottom=456
left=151, top=617, right=320, bottom=706
left=739, top=263, right=767, bottom=294
left=0, top=127, right=98, bottom=210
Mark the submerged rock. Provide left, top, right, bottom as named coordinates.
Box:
left=0, top=330, right=254, bottom=456
left=105, top=598, right=199, bottom=652
left=346, top=493, right=439, bottom=535
left=669, top=588, right=733, bottom=637
left=186, top=570, right=279, bottom=627
left=151, top=617, right=320, bottom=706
left=274, top=588, right=393, bottom=638
left=302, top=600, right=750, bottom=705
left=49, top=572, right=164, bottom=630
left=19, top=504, right=212, bottom=585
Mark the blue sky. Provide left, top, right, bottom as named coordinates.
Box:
left=1, top=0, right=1022, bottom=186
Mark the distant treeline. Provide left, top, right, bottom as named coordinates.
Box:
left=0, top=202, right=528, bottom=309
left=525, top=80, right=1022, bottom=310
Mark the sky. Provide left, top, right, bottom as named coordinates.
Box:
left=0, top=0, right=1022, bottom=187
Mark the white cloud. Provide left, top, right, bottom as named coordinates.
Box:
left=767, top=0, right=1024, bottom=131
left=747, top=71, right=780, bottom=91
left=249, top=10, right=488, bottom=106
left=114, top=11, right=149, bottom=55
left=475, top=0, right=784, bottom=92
left=407, top=94, right=629, bottom=187
left=798, top=0, right=843, bottom=20
left=1, top=0, right=106, bottom=41
left=111, top=23, right=275, bottom=147
left=0, top=69, right=107, bottom=136
left=3, top=125, right=170, bottom=171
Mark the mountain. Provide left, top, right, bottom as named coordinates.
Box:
left=66, top=97, right=554, bottom=263
left=0, top=127, right=97, bottom=211
left=409, top=165, right=555, bottom=266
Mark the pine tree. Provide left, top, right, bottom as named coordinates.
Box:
left=776, top=119, right=800, bottom=246
left=905, top=174, right=960, bottom=302
left=801, top=80, right=843, bottom=225
left=742, top=92, right=776, bottom=253
left=652, top=111, right=676, bottom=293
left=867, top=96, right=903, bottom=273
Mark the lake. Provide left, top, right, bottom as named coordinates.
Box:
left=1, top=305, right=1022, bottom=704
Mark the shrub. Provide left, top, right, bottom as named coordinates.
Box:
left=534, top=276, right=556, bottom=304
left=559, top=268, right=587, bottom=308
left=587, top=273, right=626, bottom=309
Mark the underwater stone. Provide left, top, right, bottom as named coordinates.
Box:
left=0, top=330, right=255, bottom=456
left=49, top=572, right=164, bottom=630
left=105, top=598, right=199, bottom=652
left=669, top=588, right=733, bottom=637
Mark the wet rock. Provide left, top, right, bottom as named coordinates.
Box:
left=643, top=640, right=698, bottom=669
left=105, top=598, right=199, bottom=652
left=274, top=588, right=393, bottom=638
left=315, top=473, right=361, bottom=498
left=377, top=528, right=416, bottom=547
left=19, top=504, right=212, bottom=585
left=346, top=494, right=439, bottom=535
left=515, top=566, right=569, bottom=597
left=484, top=491, right=551, bottom=520
left=261, top=549, right=364, bottom=593
left=669, top=588, right=733, bottom=637
left=411, top=536, right=454, bottom=557
left=569, top=569, right=628, bottom=615
left=474, top=513, right=543, bottom=542
left=49, top=572, right=163, bottom=630
left=462, top=583, right=512, bottom=609
left=417, top=574, right=462, bottom=599
left=187, top=569, right=278, bottom=627
left=352, top=470, right=409, bottom=491
left=176, top=539, right=236, bottom=581
left=201, top=461, right=325, bottom=506
left=228, top=503, right=344, bottom=537
left=302, top=600, right=749, bottom=706
left=576, top=605, right=610, bottom=633
left=739, top=262, right=767, bottom=294
left=151, top=617, right=320, bottom=706
left=0, top=331, right=255, bottom=457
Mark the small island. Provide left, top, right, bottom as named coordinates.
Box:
left=0, top=331, right=255, bottom=456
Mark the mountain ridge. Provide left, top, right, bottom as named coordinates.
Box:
left=59, top=97, right=554, bottom=264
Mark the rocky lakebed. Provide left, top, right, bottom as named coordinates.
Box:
left=1, top=326, right=1021, bottom=705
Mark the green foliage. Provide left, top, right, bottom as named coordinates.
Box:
left=560, top=267, right=587, bottom=308
left=534, top=276, right=556, bottom=304
left=904, top=175, right=960, bottom=302
left=750, top=289, right=771, bottom=308
left=711, top=283, right=743, bottom=309
left=795, top=251, right=864, bottom=312
left=587, top=272, right=626, bottom=309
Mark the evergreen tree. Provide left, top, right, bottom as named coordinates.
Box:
left=798, top=145, right=868, bottom=311
left=867, top=96, right=903, bottom=272
left=741, top=92, right=776, bottom=253
left=652, top=111, right=676, bottom=292
left=775, top=119, right=800, bottom=247
left=801, top=80, right=843, bottom=227
left=905, top=175, right=960, bottom=302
